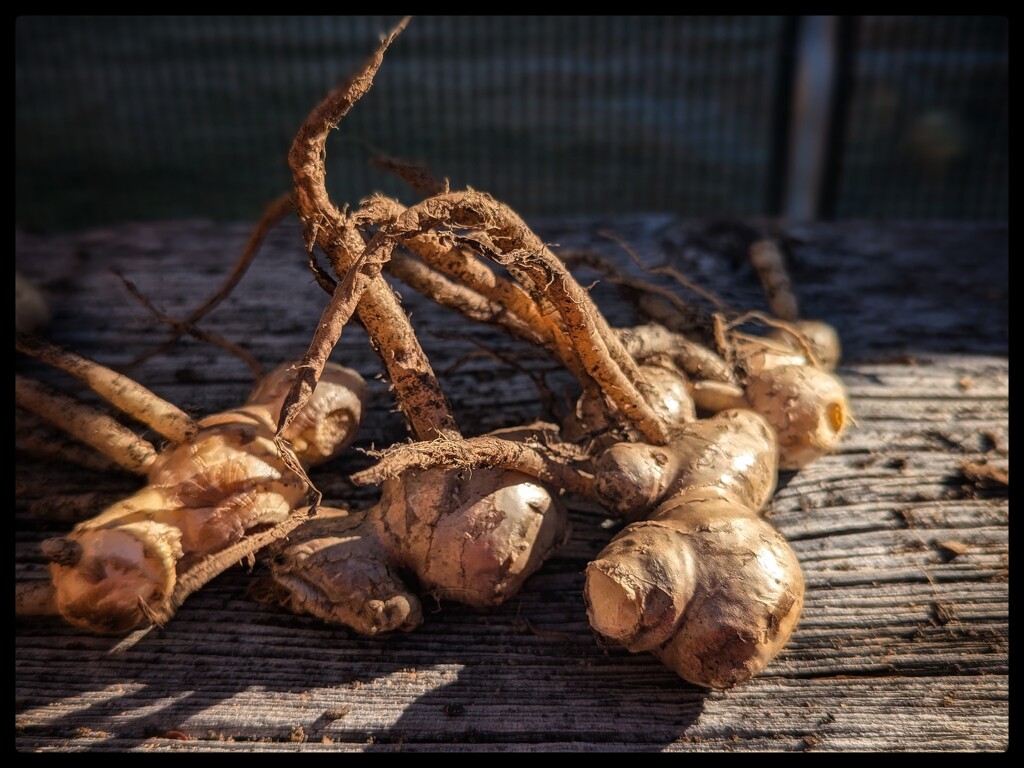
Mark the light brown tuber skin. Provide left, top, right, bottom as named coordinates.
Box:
left=263, top=426, right=573, bottom=626
left=587, top=495, right=804, bottom=689
left=593, top=409, right=778, bottom=520
left=256, top=507, right=423, bottom=635
left=691, top=330, right=851, bottom=470
left=375, top=464, right=569, bottom=608
left=585, top=409, right=805, bottom=689
left=346, top=418, right=585, bottom=612
left=43, top=362, right=366, bottom=634
left=333, top=424, right=573, bottom=613
left=744, top=359, right=849, bottom=470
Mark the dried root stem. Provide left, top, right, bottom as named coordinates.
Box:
left=353, top=429, right=595, bottom=499
left=126, top=192, right=294, bottom=370
left=15, top=375, right=158, bottom=475
left=285, top=17, right=456, bottom=442
left=17, top=333, right=196, bottom=443
left=387, top=191, right=670, bottom=445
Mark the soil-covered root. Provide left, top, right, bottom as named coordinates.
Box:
left=286, top=16, right=457, bottom=444
left=255, top=507, right=422, bottom=635
left=352, top=423, right=594, bottom=498
left=15, top=375, right=160, bottom=475
left=386, top=190, right=671, bottom=446
left=563, top=359, right=696, bottom=446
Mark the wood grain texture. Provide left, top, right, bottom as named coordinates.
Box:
left=15, top=219, right=1008, bottom=752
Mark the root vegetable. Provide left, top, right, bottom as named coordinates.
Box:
left=586, top=496, right=804, bottom=689
left=256, top=507, right=423, bottom=635
left=695, top=322, right=851, bottom=470
left=359, top=218, right=823, bottom=683
left=585, top=410, right=804, bottom=689
left=593, top=409, right=778, bottom=519
left=376, top=464, right=569, bottom=607
left=559, top=239, right=849, bottom=470
left=17, top=352, right=366, bottom=634
left=212, top=18, right=836, bottom=690
left=744, top=357, right=849, bottom=470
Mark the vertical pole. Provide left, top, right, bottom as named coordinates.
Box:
left=783, top=16, right=839, bottom=220
left=767, top=16, right=800, bottom=216
left=819, top=16, right=857, bottom=220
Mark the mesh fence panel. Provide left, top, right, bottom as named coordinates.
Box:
left=831, top=16, right=1008, bottom=219
left=15, top=15, right=1006, bottom=232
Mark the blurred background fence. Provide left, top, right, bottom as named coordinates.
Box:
left=16, top=15, right=1007, bottom=232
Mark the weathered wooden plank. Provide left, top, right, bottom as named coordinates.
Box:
left=15, top=219, right=1007, bottom=752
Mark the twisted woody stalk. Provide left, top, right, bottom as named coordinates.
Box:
left=257, top=18, right=573, bottom=629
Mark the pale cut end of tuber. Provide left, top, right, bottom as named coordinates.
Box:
left=376, top=467, right=569, bottom=608
left=49, top=522, right=183, bottom=634
left=745, top=364, right=850, bottom=470
left=586, top=522, right=696, bottom=648
left=259, top=507, right=423, bottom=635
